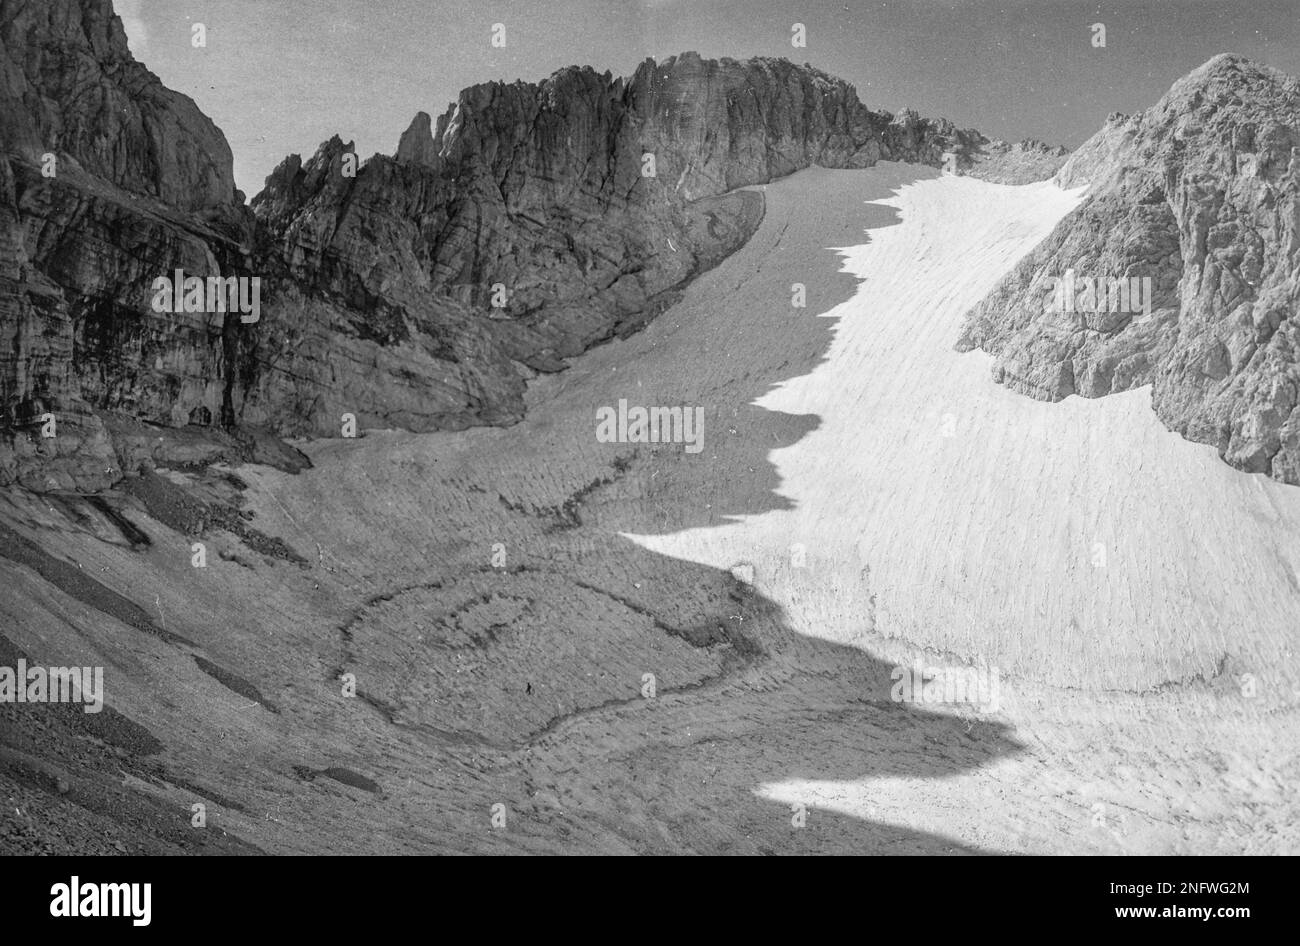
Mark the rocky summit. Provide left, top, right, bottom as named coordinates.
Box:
left=0, top=0, right=1064, bottom=494
left=958, top=54, right=1300, bottom=484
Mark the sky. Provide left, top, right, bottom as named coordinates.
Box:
left=111, top=0, right=1300, bottom=199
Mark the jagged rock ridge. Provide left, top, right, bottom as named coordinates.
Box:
left=249, top=52, right=1053, bottom=410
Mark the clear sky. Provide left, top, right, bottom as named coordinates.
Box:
left=112, top=0, right=1300, bottom=199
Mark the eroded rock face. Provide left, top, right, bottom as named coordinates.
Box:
left=1, top=1, right=1060, bottom=492
left=958, top=54, right=1300, bottom=483
left=0, top=0, right=258, bottom=490
left=0, top=0, right=237, bottom=216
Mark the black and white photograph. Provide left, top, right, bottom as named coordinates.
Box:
left=0, top=0, right=1295, bottom=894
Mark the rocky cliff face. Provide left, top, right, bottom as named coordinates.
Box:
left=0, top=0, right=237, bottom=216
left=958, top=54, right=1300, bottom=483
left=1, top=0, right=1060, bottom=493
left=0, top=0, right=260, bottom=491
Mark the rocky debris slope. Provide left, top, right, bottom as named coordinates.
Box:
left=1, top=0, right=1063, bottom=494
left=962, top=138, right=1070, bottom=185
left=958, top=54, right=1300, bottom=483
left=4, top=163, right=1291, bottom=856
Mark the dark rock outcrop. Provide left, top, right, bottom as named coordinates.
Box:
left=958, top=54, right=1300, bottom=483
left=0, top=0, right=259, bottom=490
left=0, top=0, right=237, bottom=216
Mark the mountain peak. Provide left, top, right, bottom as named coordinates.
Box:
left=396, top=111, right=439, bottom=167
left=1164, top=52, right=1296, bottom=102
left=964, top=52, right=1300, bottom=483
left=1058, top=51, right=1300, bottom=190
